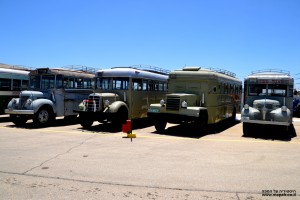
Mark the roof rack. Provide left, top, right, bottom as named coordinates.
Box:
left=251, top=69, right=290, bottom=76
left=208, top=67, right=236, bottom=78
left=62, top=65, right=97, bottom=74
left=131, top=64, right=170, bottom=75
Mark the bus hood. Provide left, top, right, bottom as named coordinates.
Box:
left=20, top=90, right=51, bottom=99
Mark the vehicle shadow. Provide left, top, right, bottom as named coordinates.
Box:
left=242, top=124, right=297, bottom=141
left=153, top=118, right=240, bottom=139
left=79, top=118, right=154, bottom=133
left=5, top=116, right=81, bottom=129
left=0, top=115, right=11, bottom=123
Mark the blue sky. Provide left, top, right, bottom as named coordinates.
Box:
left=0, top=0, right=299, bottom=85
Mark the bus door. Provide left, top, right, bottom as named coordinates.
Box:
left=131, top=78, right=146, bottom=118
left=63, top=77, right=86, bottom=116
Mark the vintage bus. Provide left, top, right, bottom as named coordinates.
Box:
left=148, top=66, right=242, bottom=132
left=75, top=66, right=169, bottom=128
left=5, top=66, right=94, bottom=126
left=0, top=65, right=30, bottom=114
left=241, top=70, right=294, bottom=135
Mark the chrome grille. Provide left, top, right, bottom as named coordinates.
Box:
left=166, top=96, right=180, bottom=111
left=87, top=95, right=101, bottom=111
left=20, top=96, right=29, bottom=109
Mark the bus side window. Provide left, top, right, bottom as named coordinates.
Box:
left=155, top=82, right=159, bottom=91
left=132, top=79, right=142, bottom=91
left=13, top=79, right=21, bottom=91
left=75, top=78, right=83, bottom=89
left=22, top=80, right=29, bottom=90
left=163, top=83, right=168, bottom=91
left=0, top=78, right=11, bottom=91
left=56, top=75, right=63, bottom=89
left=69, top=78, right=75, bottom=88
left=143, top=80, right=148, bottom=91
left=63, top=77, right=69, bottom=88
left=83, top=78, right=93, bottom=89
left=158, top=82, right=164, bottom=91
left=122, top=79, right=129, bottom=90
left=149, top=81, right=155, bottom=91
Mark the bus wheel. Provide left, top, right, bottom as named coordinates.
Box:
left=33, top=107, right=53, bottom=126
left=232, top=108, right=236, bottom=121
left=112, top=107, right=128, bottom=130
left=80, top=117, right=94, bottom=128
left=197, top=112, right=208, bottom=132
left=243, top=122, right=251, bottom=136
left=10, top=115, right=27, bottom=126
left=154, top=119, right=167, bottom=132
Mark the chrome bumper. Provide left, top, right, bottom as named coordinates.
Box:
left=241, top=117, right=290, bottom=126
left=5, top=109, right=34, bottom=115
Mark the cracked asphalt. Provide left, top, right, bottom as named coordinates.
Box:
left=0, top=115, right=300, bottom=200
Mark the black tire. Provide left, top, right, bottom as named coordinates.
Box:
left=112, top=107, right=128, bottom=130
left=10, top=115, right=27, bottom=126
left=154, top=119, right=167, bottom=132
left=80, top=115, right=94, bottom=129
left=196, top=111, right=208, bottom=132
left=232, top=107, right=236, bottom=121
left=243, top=122, right=251, bottom=136
left=33, top=106, right=54, bottom=126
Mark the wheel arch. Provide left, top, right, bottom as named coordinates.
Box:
left=109, top=101, right=129, bottom=116
left=33, top=99, right=55, bottom=115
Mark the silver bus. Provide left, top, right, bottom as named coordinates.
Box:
left=241, top=70, right=294, bottom=135
left=5, top=66, right=94, bottom=126
left=76, top=66, right=169, bottom=128
left=0, top=65, right=30, bottom=114
left=148, top=66, right=242, bottom=132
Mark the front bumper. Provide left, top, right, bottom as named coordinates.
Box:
left=5, top=109, right=34, bottom=115
left=74, top=109, right=118, bottom=121
left=241, top=117, right=290, bottom=126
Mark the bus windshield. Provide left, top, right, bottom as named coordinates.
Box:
left=248, top=84, right=287, bottom=97
left=30, top=75, right=41, bottom=89
left=30, top=75, right=55, bottom=89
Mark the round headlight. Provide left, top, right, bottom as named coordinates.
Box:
left=160, top=99, right=165, bottom=106
left=244, top=104, right=249, bottom=110
left=281, top=106, right=287, bottom=112
left=181, top=100, right=187, bottom=108
left=26, top=99, right=32, bottom=106
left=12, top=98, right=17, bottom=104
left=104, top=99, right=110, bottom=107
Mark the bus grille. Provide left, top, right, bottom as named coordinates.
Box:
left=166, top=96, right=180, bottom=111
left=87, top=96, right=101, bottom=111
left=20, top=96, right=30, bottom=109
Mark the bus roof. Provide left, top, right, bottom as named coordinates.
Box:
left=30, top=68, right=95, bottom=78
left=0, top=67, right=30, bottom=79
left=96, top=67, right=168, bottom=81
left=170, top=66, right=241, bottom=83
left=245, top=69, right=293, bottom=80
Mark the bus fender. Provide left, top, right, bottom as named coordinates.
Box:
left=7, top=98, right=20, bottom=110
left=108, top=101, right=128, bottom=114
left=32, top=99, right=55, bottom=114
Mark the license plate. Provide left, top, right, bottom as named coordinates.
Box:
left=149, top=108, right=159, bottom=113
left=242, top=116, right=249, bottom=120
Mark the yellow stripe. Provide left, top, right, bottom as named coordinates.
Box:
left=1, top=125, right=299, bottom=145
